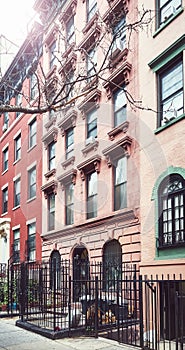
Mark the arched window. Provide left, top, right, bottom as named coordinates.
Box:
left=158, top=174, right=185, bottom=247
left=103, top=239, right=122, bottom=291
left=50, top=250, right=61, bottom=290
left=73, top=246, right=89, bottom=301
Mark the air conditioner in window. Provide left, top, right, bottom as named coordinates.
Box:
left=85, top=136, right=96, bottom=146
left=2, top=123, right=8, bottom=132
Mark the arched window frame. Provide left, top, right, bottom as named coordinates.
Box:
left=158, top=174, right=185, bottom=248
left=151, top=167, right=185, bottom=257
left=102, top=239, right=122, bottom=291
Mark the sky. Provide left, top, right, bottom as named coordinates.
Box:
left=0, top=0, right=37, bottom=74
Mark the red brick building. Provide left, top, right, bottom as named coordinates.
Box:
left=0, top=24, right=43, bottom=263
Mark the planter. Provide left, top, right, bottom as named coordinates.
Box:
left=1, top=304, right=7, bottom=311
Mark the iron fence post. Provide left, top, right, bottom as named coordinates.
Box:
left=94, top=276, right=98, bottom=338
left=53, top=258, right=56, bottom=332
left=139, top=275, right=144, bottom=349
left=20, top=263, right=26, bottom=322
left=68, top=275, right=71, bottom=337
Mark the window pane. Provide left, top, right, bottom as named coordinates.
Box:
left=160, top=60, right=183, bottom=123
left=159, top=175, right=185, bottom=247
left=114, top=88, right=127, bottom=126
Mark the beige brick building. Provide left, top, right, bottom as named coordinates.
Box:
left=139, top=0, right=185, bottom=279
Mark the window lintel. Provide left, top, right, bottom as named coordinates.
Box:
left=103, top=135, right=132, bottom=166
left=103, top=61, right=132, bottom=98
left=41, top=179, right=58, bottom=198
left=57, top=168, right=77, bottom=189
left=77, top=154, right=101, bottom=179
left=59, top=0, right=77, bottom=25
left=79, top=20, right=101, bottom=51
left=58, top=110, right=77, bottom=135
left=42, top=126, right=58, bottom=148
left=148, top=34, right=185, bottom=72
left=78, top=88, right=101, bottom=115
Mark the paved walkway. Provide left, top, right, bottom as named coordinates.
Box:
left=0, top=317, right=138, bottom=350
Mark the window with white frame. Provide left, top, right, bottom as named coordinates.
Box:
left=157, top=0, right=182, bottom=26
left=48, top=193, right=55, bottom=231
left=14, top=177, right=21, bottom=208
left=87, top=171, right=97, bottom=219
left=14, top=134, right=21, bottom=162
left=66, top=128, right=74, bottom=159
left=113, top=87, right=127, bottom=127
left=65, top=183, right=74, bottom=225
left=2, top=147, right=8, bottom=172
left=2, top=187, right=8, bottom=214
left=28, top=166, right=36, bottom=199
left=48, top=141, right=55, bottom=170
left=114, top=157, right=127, bottom=211
left=27, top=222, right=36, bottom=261
left=159, top=56, right=183, bottom=126
left=29, top=118, right=37, bottom=149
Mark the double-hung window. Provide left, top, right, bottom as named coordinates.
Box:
left=27, top=222, right=36, bottom=261
left=87, top=171, right=97, bottom=219
left=48, top=141, right=55, bottom=170
left=66, top=16, right=75, bottom=46
left=28, top=166, right=36, bottom=199
left=29, top=118, right=37, bottom=149
left=158, top=174, right=185, bottom=247
left=14, top=134, right=21, bottom=162
left=87, top=108, right=97, bottom=139
left=113, top=17, right=126, bottom=52
left=2, top=147, right=8, bottom=172
left=157, top=0, right=181, bottom=26
left=2, top=187, right=8, bottom=214
left=87, top=47, right=97, bottom=81
left=3, top=112, right=9, bottom=131
left=14, top=177, right=21, bottom=207
left=30, top=74, right=38, bottom=100
left=159, top=57, right=183, bottom=126
left=66, top=70, right=74, bottom=102
left=49, top=41, right=57, bottom=69
left=114, top=157, right=127, bottom=211
left=113, top=88, right=127, bottom=127
left=65, top=183, right=74, bottom=225
left=13, top=229, right=20, bottom=263
left=15, top=93, right=22, bottom=118
left=66, top=128, right=74, bottom=159
left=48, top=193, right=55, bottom=231
left=87, top=0, right=97, bottom=21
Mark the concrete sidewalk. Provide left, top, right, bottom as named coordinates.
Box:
left=0, top=317, right=138, bottom=350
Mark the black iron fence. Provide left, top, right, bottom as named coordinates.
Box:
left=0, top=261, right=185, bottom=350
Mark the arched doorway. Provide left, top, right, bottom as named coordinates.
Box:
left=49, top=250, right=61, bottom=290
left=102, top=239, right=122, bottom=291
left=73, top=246, right=89, bottom=301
